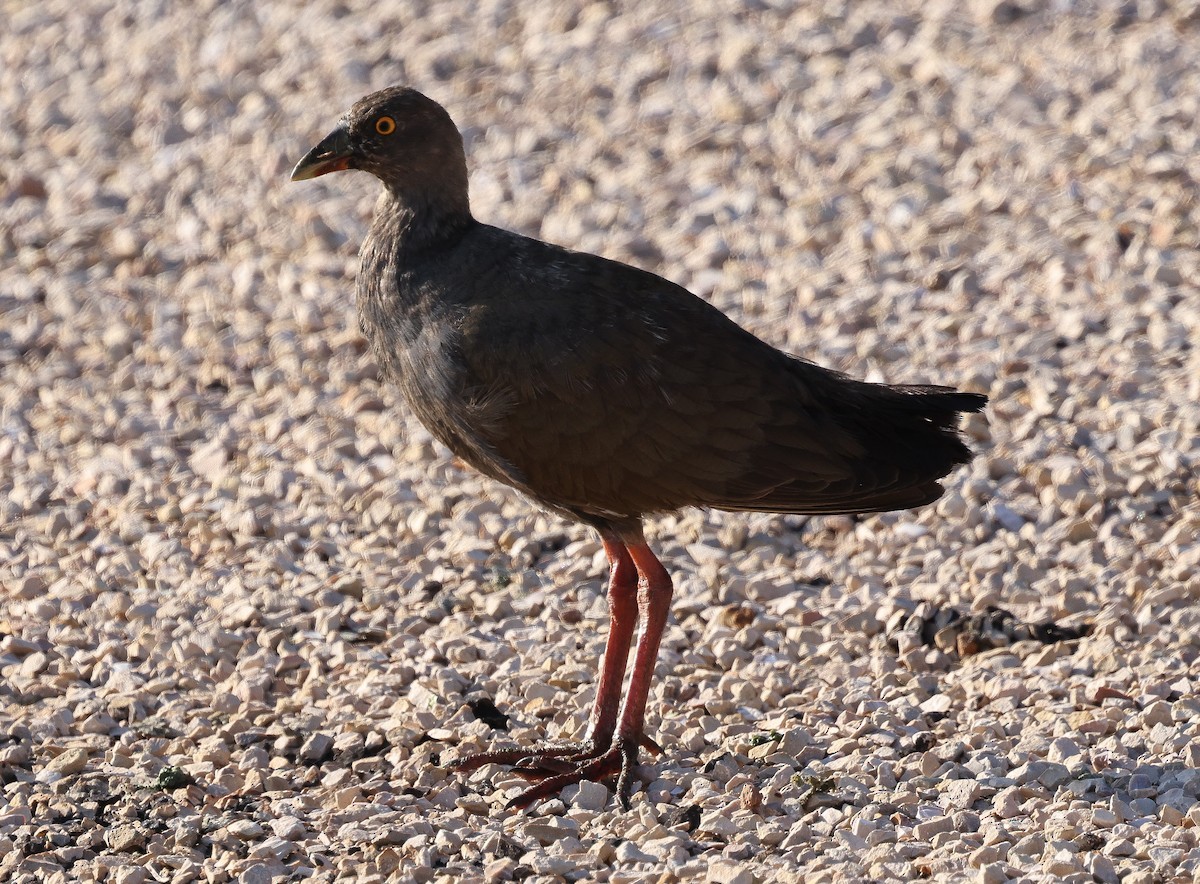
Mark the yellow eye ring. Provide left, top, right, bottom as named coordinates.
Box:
left=375, top=116, right=396, bottom=136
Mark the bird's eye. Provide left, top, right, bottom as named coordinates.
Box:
left=375, top=116, right=396, bottom=136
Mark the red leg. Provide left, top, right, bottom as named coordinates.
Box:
left=500, top=540, right=673, bottom=810
left=615, top=546, right=672, bottom=736
left=448, top=535, right=641, bottom=781
left=611, top=542, right=673, bottom=801
left=583, top=537, right=638, bottom=746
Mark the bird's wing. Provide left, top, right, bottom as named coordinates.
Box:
left=447, top=230, right=945, bottom=522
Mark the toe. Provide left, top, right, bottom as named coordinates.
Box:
left=615, top=738, right=640, bottom=809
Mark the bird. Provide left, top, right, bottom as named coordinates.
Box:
left=291, top=86, right=987, bottom=810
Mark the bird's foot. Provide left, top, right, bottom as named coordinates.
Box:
left=449, top=733, right=662, bottom=810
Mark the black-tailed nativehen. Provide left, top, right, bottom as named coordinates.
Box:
left=292, top=86, right=987, bottom=809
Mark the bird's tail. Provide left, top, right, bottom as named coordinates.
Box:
left=834, top=381, right=987, bottom=513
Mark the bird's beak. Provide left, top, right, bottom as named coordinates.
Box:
left=291, top=125, right=355, bottom=181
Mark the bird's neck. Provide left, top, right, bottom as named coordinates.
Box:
left=357, top=185, right=474, bottom=380
left=374, top=180, right=474, bottom=253
left=359, top=184, right=474, bottom=324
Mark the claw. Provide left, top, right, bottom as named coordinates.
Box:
left=448, top=740, right=597, bottom=774
left=639, top=733, right=664, bottom=755
left=513, top=756, right=580, bottom=777
left=449, top=737, right=646, bottom=810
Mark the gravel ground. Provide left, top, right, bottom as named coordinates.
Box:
left=2, top=1, right=1199, bottom=882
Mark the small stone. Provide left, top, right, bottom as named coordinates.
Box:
left=699, top=811, right=742, bottom=838
left=227, top=820, right=265, bottom=839
left=836, top=829, right=868, bottom=851
left=738, top=783, right=762, bottom=811
left=1048, top=737, right=1082, bottom=763
left=615, top=841, right=657, bottom=864
left=237, top=864, right=276, bottom=884
left=1140, top=700, right=1173, bottom=727
left=1012, top=761, right=1071, bottom=789
left=299, top=733, right=334, bottom=763
left=1158, top=788, right=1193, bottom=815
left=942, top=779, right=982, bottom=808
left=1103, top=838, right=1135, bottom=857
left=969, top=845, right=1001, bottom=867
left=114, top=868, right=146, bottom=884
left=920, top=694, right=953, bottom=714
left=1145, top=261, right=1182, bottom=285
left=109, top=228, right=143, bottom=260
left=456, top=796, right=490, bottom=815
left=991, top=503, right=1026, bottom=532
left=687, top=541, right=727, bottom=565
left=522, top=821, right=575, bottom=846
left=485, top=859, right=516, bottom=881
left=1129, top=797, right=1157, bottom=816
left=42, top=748, right=88, bottom=778
left=978, top=862, right=1009, bottom=884
left=567, top=779, right=609, bottom=811
left=106, top=826, right=145, bottom=852
left=1147, top=846, right=1183, bottom=866
left=525, top=854, right=577, bottom=876
left=913, top=815, right=955, bottom=840
left=1127, top=773, right=1157, bottom=798
left=1044, top=849, right=1083, bottom=876
left=707, top=860, right=753, bottom=884
left=270, top=816, right=305, bottom=840
left=1011, top=833, right=1045, bottom=857
left=1085, top=853, right=1119, bottom=884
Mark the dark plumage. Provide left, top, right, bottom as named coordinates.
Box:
left=292, top=86, right=987, bottom=810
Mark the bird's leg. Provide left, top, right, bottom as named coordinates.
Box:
left=580, top=536, right=639, bottom=748
left=448, top=535, right=639, bottom=777
left=502, top=540, right=674, bottom=810
left=609, top=541, right=673, bottom=803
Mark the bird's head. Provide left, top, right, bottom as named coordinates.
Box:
left=291, top=86, right=468, bottom=204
